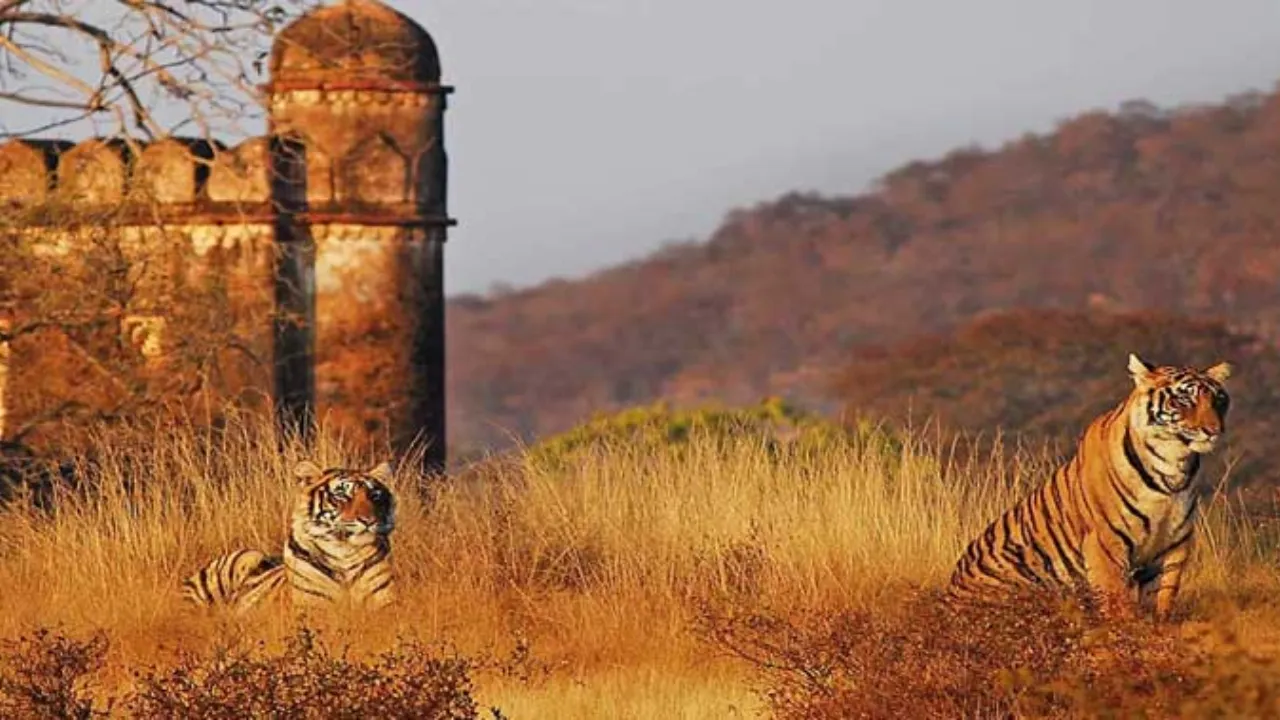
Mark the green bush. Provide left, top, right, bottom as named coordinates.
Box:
left=527, top=398, right=900, bottom=470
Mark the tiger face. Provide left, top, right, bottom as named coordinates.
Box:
left=1128, top=353, right=1231, bottom=455
left=291, top=460, right=397, bottom=547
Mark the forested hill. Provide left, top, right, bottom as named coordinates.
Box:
left=446, top=86, right=1280, bottom=453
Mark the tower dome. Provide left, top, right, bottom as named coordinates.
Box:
left=269, top=0, right=440, bottom=89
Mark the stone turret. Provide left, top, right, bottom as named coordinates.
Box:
left=267, top=0, right=452, bottom=468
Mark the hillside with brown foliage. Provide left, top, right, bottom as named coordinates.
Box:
left=447, top=85, right=1280, bottom=453
left=834, top=309, right=1280, bottom=484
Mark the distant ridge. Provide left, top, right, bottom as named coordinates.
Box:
left=447, top=83, right=1280, bottom=453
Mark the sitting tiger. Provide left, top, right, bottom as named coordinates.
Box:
left=946, top=353, right=1231, bottom=621
left=182, top=459, right=398, bottom=614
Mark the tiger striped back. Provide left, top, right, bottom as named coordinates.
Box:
left=946, top=353, right=1232, bottom=621
left=182, top=460, right=398, bottom=614
left=181, top=549, right=285, bottom=614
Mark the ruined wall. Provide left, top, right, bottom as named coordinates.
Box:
left=0, top=114, right=446, bottom=450
left=0, top=137, right=275, bottom=448
left=0, top=0, right=453, bottom=459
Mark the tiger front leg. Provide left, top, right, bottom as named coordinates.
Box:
left=1081, top=530, right=1139, bottom=620
left=1143, top=537, right=1193, bottom=623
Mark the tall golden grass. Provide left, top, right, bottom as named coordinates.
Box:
left=0, top=412, right=1278, bottom=717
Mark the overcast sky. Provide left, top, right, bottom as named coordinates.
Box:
left=8, top=1, right=1280, bottom=294
left=389, top=0, right=1278, bottom=295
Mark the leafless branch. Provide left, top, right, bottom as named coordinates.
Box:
left=0, top=0, right=318, bottom=140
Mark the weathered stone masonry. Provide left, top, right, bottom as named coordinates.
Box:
left=0, top=0, right=453, bottom=469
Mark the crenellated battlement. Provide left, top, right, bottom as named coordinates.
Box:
left=0, top=131, right=451, bottom=228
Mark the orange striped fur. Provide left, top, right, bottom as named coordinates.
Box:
left=947, top=353, right=1232, bottom=621
left=283, top=460, right=397, bottom=611
left=182, top=460, right=397, bottom=614
left=180, top=548, right=285, bottom=614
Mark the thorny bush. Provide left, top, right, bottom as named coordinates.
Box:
left=0, top=627, right=503, bottom=720
left=697, top=587, right=1280, bottom=719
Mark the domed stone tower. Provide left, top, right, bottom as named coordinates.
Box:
left=267, top=0, right=452, bottom=469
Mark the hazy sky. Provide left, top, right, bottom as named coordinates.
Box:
left=394, top=0, right=1280, bottom=295
left=8, top=1, right=1280, bottom=295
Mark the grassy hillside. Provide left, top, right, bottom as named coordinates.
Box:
left=3, top=412, right=1280, bottom=716
left=447, top=86, right=1280, bottom=451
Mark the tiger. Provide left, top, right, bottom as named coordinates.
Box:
left=180, top=548, right=285, bottom=613
left=945, top=353, right=1231, bottom=621
left=182, top=459, right=398, bottom=614
left=283, top=459, right=397, bottom=610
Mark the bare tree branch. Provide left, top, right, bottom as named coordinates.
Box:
left=0, top=0, right=318, bottom=140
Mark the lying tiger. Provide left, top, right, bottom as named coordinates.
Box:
left=183, top=460, right=397, bottom=614
left=947, top=353, right=1231, bottom=621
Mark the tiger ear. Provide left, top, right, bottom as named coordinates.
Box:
left=1127, top=353, right=1154, bottom=386
left=1205, top=361, right=1232, bottom=384
left=293, top=460, right=324, bottom=484
left=368, top=461, right=394, bottom=482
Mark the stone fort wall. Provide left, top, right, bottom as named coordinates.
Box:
left=0, top=0, right=452, bottom=464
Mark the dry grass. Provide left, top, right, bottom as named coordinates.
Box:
left=1, top=413, right=1279, bottom=717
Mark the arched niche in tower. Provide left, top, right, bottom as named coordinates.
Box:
left=341, top=133, right=409, bottom=206
left=57, top=140, right=129, bottom=205
left=207, top=138, right=271, bottom=205
left=412, top=141, right=445, bottom=214
left=134, top=138, right=216, bottom=205
left=0, top=140, right=63, bottom=207
left=256, top=132, right=334, bottom=208
left=299, top=135, right=334, bottom=207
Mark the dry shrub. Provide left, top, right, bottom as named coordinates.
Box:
left=131, top=627, right=489, bottom=719
left=0, top=628, right=109, bottom=719
left=0, top=627, right=497, bottom=719
left=699, top=587, right=1280, bottom=719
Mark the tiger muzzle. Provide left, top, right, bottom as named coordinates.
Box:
left=1181, top=428, right=1221, bottom=452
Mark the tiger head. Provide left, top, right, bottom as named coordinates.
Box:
left=1127, top=353, right=1232, bottom=455
left=290, top=460, right=397, bottom=547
